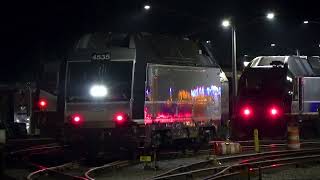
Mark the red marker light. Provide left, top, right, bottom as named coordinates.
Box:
left=270, top=108, right=278, bottom=115
left=74, top=116, right=80, bottom=122
left=269, top=106, right=281, bottom=118
left=116, top=115, right=124, bottom=121
left=244, top=109, right=251, bottom=116
left=38, top=99, right=47, bottom=109
left=241, top=106, right=253, bottom=119
left=114, top=113, right=128, bottom=124
left=71, top=114, right=83, bottom=125
left=242, top=107, right=252, bottom=117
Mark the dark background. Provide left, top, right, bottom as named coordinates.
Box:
left=1, top=0, right=319, bottom=82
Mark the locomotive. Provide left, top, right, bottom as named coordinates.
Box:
left=36, top=33, right=229, bottom=154
left=234, top=56, right=320, bottom=138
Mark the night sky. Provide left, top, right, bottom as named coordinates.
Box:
left=1, top=0, right=320, bottom=82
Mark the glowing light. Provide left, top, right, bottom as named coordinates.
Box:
left=270, top=107, right=280, bottom=117
left=71, top=114, right=83, bottom=125
left=266, top=12, right=275, bottom=20
left=74, top=116, right=80, bottom=122
left=242, top=106, right=252, bottom=118
left=271, top=43, right=276, bottom=47
left=90, top=84, right=107, bottom=98
left=144, top=4, right=151, bottom=10
left=178, top=90, right=192, bottom=101
left=222, top=20, right=231, bottom=28
left=191, top=85, right=221, bottom=98
left=286, top=76, right=293, bottom=82
left=116, top=115, right=123, bottom=121
left=243, top=61, right=250, bottom=67
left=144, top=110, right=193, bottom=124
left=303, top=20, right=309, bottom=24
left=271, top=109, right=277, bottom=115
left=38, top=99, right=47, bottom=109
left=114, top=113, right=127, bottom=124
left=169, top=87, right=173, bottom=100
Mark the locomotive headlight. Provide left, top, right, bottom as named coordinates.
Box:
left=90, top=84, right=108, bottom=98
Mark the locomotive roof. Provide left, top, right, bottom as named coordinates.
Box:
left=67, top=32, right=220, bottom=68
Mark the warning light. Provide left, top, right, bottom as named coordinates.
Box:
left=244, top=109, right=251, bottom=115
left=271, top=108, right=278, bottom=115
left=114, top=113, right=128, bottom=124
left=116, top=115, right=124, bottom=121
left=71, top=114, right=83, bottom=125
left=74, top=116, right=80, bottom=122
left=242, top=106, right=252, bottom=118
left=38, top=99, right=47, bottom=109
left=269, top=106, right=281, bottom=118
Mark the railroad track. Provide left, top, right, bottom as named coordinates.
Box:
left=203, top=153, right=320, bottom=180
left=26, top=160, right=130, bottom=180
left=15, top=140, right=320, bottom=179
left=84, top=160, right=130, bottom=180
left=9, top=143, right=66, bottom=155
left=27, top=161, right=86, bottom=180
left=158, top=140, right=320, bottom=160
left=151, top=148, right=320, bottom=180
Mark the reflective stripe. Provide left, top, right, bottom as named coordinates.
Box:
left=221, top=143, right=226, bottom=154
left=288, top=143, right=300, bottom=149
left=287, top=126, right=300, bottom=150
left=288, top=135, right=299, bottom=141
left=214, top=142, right=241, bottom=155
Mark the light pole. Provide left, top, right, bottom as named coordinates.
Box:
left=221, top=20, right=237, bottom=111
left=221, top=12, right=275, bottom=116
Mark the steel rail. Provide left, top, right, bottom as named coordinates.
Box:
left=10, top=144, right=67, bottom=155
left=151, top=148, right=320, bottom=180
left=84, top=160, right=130, bottom=180
left=204, top=155, right=320, bottom=180
left=27, top=161, right=86, bottom=180
left=237, top=139, right=320, bottom=145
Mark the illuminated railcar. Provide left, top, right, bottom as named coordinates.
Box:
left=235, top=56, right=320, bottom=138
